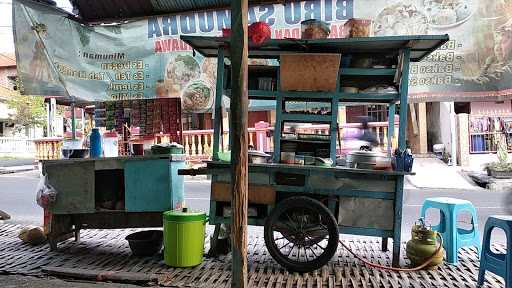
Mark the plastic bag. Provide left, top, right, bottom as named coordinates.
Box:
left=35, top=175, right=57, bottom=209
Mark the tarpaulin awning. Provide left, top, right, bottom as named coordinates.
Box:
left=13, top=0, right=512, bottom=105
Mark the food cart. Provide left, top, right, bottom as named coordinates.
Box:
left=42, top=155, right=185, bottom=250
left=181, top=34, right=449, bottom=272
left=41, top=98, right=185, bottom=250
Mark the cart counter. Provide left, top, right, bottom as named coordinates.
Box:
left=42, top=155, right=186, bottom=214
left=41, top=155, right=186, bottom=250
left=207, top=161, right=412, bottom=238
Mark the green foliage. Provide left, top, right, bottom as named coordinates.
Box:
left=497, top=136, right=508, bottom=163
left=487, top=161, right=512, bottom=172
left=487, top=136, right=512, bottom=172
left=7, top=94, right=46, bottom=130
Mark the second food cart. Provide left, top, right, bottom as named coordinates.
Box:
left=182, top=34, right=449, bottom=272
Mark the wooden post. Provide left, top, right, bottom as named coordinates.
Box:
left=392, top=48, right=411, bottom=268
left=409, top=103, right=418, bottom=135
left=387, top=103, right=396, bottom=156
left=212, top=48, right=225, bottom=160
left=397, top=49, right=411, bottom=169
left=70, top=102, right=76, bottom=140
left=418, top=102, right=427, bottom=153
left=230, top=0, right=249, bottom=287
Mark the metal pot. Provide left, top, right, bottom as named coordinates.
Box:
left=61, top=148, right=89, bottom=159
left=346, top=150, right=388, bottom=169
left=249, top=150, right=271, bottom=164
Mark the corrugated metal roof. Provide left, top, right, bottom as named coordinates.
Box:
left=71, top=0, right=286, bottom=22
left=150, top=0, right=227, bottom=13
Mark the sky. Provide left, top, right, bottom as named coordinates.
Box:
left=0, top=0, right=72, bottom=52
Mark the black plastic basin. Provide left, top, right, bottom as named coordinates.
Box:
left=125, top=230, right=163, bottom=256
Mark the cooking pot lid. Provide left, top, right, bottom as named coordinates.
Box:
left=248, top=150, right=270, bottom=157
left=163, top=208, right=206, bottom=222
left=348, top=150, right=380, bottom=156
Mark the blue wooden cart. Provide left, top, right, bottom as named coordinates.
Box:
left=42, top=155, right=186, bottom=250
left=182, top=35, right=449, bottom=272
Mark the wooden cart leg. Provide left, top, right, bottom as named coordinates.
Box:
left=48, top=215, right=59, bottom=251
left=48, top=236, right=58, bottom=251
left=381, top=237, right=388, bottom=252
left=47, top=214, right=73, bottom=251
left=392, top=239, right=401, bottom=267
left=74, top=225, right=81, bottom=242
left=207, top=224, right=221, bottom=257
left=207, top=223, right=230, bottom=257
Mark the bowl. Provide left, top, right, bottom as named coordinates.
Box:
left=125, top=230, right=163, bottom=256
left=61, top=148, right=89, bottom=159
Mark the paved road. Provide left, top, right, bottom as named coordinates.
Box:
left=0, top=171, right=212, bottom=226
left=1, top=170, right=510, bottom=242
left=0, top=158, right=35, bottom=167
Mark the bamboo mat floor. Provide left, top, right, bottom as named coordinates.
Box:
left=0, top=224, right=506, bottom=287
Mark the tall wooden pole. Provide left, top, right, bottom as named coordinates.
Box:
left=71, top=102, right=76, bottom=140
left=230, top=0, right=249, bottom=287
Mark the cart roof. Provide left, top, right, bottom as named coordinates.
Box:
left=181, top=35, right=450, bottom=62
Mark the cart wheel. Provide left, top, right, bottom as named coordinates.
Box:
left=264, top=196, right=339, bottom=272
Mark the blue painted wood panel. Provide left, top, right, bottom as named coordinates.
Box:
left=45, top=161, right=95, bottom=214
left=124, top=159, right=171, bottom=212
left=169, top=160, right=186, bottom=209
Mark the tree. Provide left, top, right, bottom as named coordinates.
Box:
left=7, top=94, right=46, bottom=132
left=6, top=76, right=46, bottom=133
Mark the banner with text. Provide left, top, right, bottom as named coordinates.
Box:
left=13, top=0, right=512, bottom=108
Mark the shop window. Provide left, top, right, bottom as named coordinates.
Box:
left=346, top=105, right=367, bottom=123
left=367, top=104, right=388, bottom=122
left=469, top=116, right=512, bottom=153
left=347, top=104, right=398, bottom=124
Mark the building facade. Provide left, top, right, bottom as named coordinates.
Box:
left=0, top=52, right=45, bottom=138
left=0, top=53, right=17, bottom=137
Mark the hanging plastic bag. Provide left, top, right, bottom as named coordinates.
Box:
left=35, top=175, right=57, bottom=209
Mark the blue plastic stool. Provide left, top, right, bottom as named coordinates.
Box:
left=420, top=197, right=481, bottom=264
left=478, top=215, right=512, bottom=288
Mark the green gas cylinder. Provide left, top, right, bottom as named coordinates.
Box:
left=406, top=219, right=444, bottom=269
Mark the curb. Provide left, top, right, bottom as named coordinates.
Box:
left=0, top=167, right=36, bottom=175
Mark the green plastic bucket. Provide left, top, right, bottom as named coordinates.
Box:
left=163, top=208, right=206, bottom=267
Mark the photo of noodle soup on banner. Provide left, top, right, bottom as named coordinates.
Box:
left=373, top=0, right=474, bottom=36
left=374, top=2, right=429, bottom=36
left=423, top=0, right=474, bottom=28
left=181, top=80, right=213, bottom=113
left=164, top=55, right=201, bottom=98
